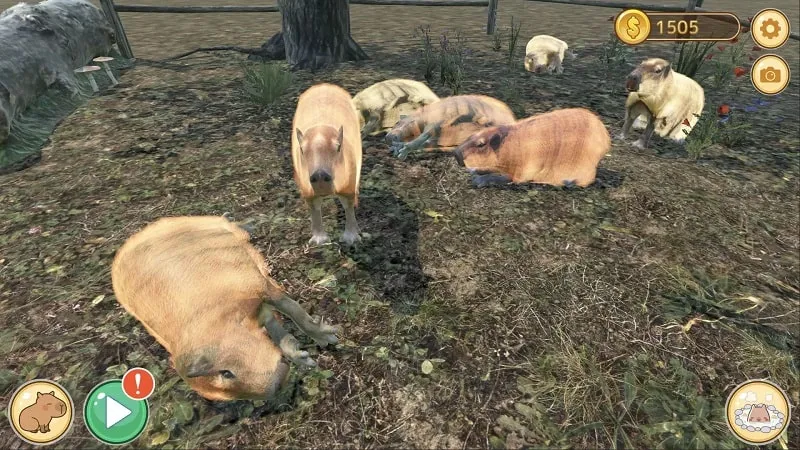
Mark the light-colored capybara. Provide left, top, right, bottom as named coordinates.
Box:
left=352, top=78, right=440, bottom=137
left=524, top=35, right=570, bottom=74
left=619, top=57, right=705, bottom=149
left=292, top=83, right=363, bottom=246
left=385, top=94, right=516, bottom=159
left=453, top=108, right=610, bottom=188
left=18, top=391, right=67, bottom=433
left=111, top=215, right=340, bottom=401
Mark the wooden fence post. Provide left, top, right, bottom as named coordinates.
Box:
left=98, top=0, right=135, bottom=59
left=487, top=0, right=498, bottom=34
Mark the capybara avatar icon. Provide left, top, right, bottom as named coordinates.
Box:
left=748, top=404, right=771, bottom=423
left=18, top=391, right=67, bottom=433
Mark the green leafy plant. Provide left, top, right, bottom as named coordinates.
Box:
left=684, top=111, right=718, bottom=159
left=491, top=27, right=503, bottom=52
left=241, top=62, right=292, bottom=106
left=599, top=33, right=636, bottom=81
left=673, top=41, right=716, bottom=78
left=506, top=16, right=522, bottom=68
left=438, top=31, right=467, bottom=94
left=415, top=25, right=437, bottom=83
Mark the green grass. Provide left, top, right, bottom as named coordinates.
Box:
left=241, top=62, right=293, bottom=106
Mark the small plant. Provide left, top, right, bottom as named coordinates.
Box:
left=684, top=111, right=718, bottom=159
left=241, top=63, right=292, bottom=106
left=506, top=16, right=522, bottom=68
left=673, top=41, right=716, bottom=78
left=491, top=28, right=503, bottom=52
left=415, top=25, right=437, bottom=83
left=599, top=32, right=635, bottom=77
left=497, top=79, right=526, bottom=117
left=438, top=30, right=467, bottom=95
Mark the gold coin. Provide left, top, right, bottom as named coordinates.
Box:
left=751, top=8, right=791, bottom=49
left=725, top=379, right=791, bottom=445
left=751, top=54, right=791, bottom=95
left=7, top=379, right=75, bottom=446
left=615, top=9, right=651, bottom=46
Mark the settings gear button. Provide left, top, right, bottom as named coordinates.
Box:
left=751, top=9, right=791, bottom=49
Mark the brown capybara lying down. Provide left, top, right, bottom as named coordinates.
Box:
left=385, top=94, right=516, bottom=159
left=292, top=83, right=363, bottom=246
left=111, top=215, right=339, bottom=401
left=453, top=108, right=610, bottom=188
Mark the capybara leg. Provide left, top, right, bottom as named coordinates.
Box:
left=619, top=102, right=648, bottom=140
left=551, top=59, right=563, bottom=74
left=222, top=212, right=256, bottom=237
left=261, top=303, right=317, bottom=367
left=634, top=116, right=656, bottom=149
left=361, top=112, right=381, bottom=138
left=271, top=294, right=340, bottom=347
left=308, top=198, right=330, bottom=246
left=472, top=173, right=512, bottom=188
left=392, top=130, right=433, bottom=159
left=39, top=423, right=47, bottom=433
left=338, top=195, right=361, bottom=246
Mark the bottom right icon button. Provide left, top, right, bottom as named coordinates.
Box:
left=725, top=379, right=791, bottom=445
left=751, top=54, right=791, bottom=95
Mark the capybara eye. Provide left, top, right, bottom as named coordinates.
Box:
left=219, top=370, right=236, bottom=379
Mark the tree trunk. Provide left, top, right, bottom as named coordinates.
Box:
left=252, top=0, right=368, bottom=70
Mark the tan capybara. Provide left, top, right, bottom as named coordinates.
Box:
left=352, top=78, right=440, bottom=137
left=385, top=94, right=516, bottom=159
left=18, top=391, right=67, bottom=433
left=619, top=58, right=705, bottom=149
left=292, top=83, right=363, bottom=246
left=524, top=35, right=570, bottom=74
left=748, top=404, right=771, bottom=423
left=111, top=215, right=340, bottom=401
left=453, top=108, right=610, bottom=188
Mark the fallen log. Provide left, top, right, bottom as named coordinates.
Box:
left=0, top=0, right=115, bottom=145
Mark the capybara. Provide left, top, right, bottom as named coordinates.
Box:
left=292, top=83, right=363, bottom=245
left=524, top=35, right=570, bottom=74
left=385, top=94, right=516, bottom=159
left=619, top=57, right=705, bottom=149
left=18, top=391, right=67, bottom=433
left=352, top=78, right=440, bottom=137
left=453, top=108, right=610, bottom=187
left=111, top=215, right=340, bottom=401
left=748, top=404, right=771, bottom=423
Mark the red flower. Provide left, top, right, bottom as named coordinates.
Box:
left=752, top=45, right=762, bottom=51
left=682, top=118, right=691, bottom=126
left=717, top=45, right=726, bottom=51
left=706, top=53, right=714, bottom=60
left=734, top=67, right=746, bottom=77
left=717, top=104, right=731, bottom=116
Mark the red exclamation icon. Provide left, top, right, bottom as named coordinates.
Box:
left=122, top=368, right=156, bottom=400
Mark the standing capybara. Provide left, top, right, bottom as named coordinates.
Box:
left=524, top=35, right=570, bottom=74
left=352, top=78, right=440, bottom=137
left=292, top=83, right=363, bottom=245
left=111, top=215, right=340, bottom=401
left=453, top=108, right=610, bottom=187
left=18, top=392, right=67, bottom=433
left=385, top=94, right=516, bottom=159
left=619, top=57, right=705, bottom=149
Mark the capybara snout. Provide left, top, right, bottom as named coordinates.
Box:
left=626, top=72, right=641, bottom=91
left=310, top=169, right=332, bottom=184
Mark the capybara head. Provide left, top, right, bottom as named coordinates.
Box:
left=174, top=324, right=290, bottom=401
left=385, top=114, right=421, bottom=143
left=453, top=125, right=510, bottom=169
left=524, top=53, right=548, bottom=74
left=296, top=125, right=343, bottom=194
left=36, top=392, right=67, bottom=417
left=626, top=58, right=672, bottom=94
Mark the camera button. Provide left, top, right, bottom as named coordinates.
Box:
left=751, top=54, right=790, bottom=95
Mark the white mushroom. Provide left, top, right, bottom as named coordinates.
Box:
left=92, top=56, right=118, bottom=85
left=74, top=66, right=102, bottom=93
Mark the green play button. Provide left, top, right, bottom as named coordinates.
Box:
left=83, top=380, right=149, bottom=445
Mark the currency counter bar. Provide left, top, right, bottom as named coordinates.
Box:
left=615, top=9, right=741, bottom=45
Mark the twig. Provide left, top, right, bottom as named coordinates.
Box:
left=162, top=46, right=265, bottom=61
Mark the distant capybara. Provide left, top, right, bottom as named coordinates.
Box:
left=385, top=94, right=516, bottom=159
left=292, top=83, right=363, bottom=245
left=352, top=78, right=440, bottom=137
left=619, top=57, right=705, bottom=149
left=111, top=215, right=340, bottom=401
left=453, top=108, right=610, bottom=187
left=18, top=391, right=67, bottom=433
left=524, top=35, right=570, bottom=74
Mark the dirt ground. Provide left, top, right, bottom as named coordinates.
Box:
left=1, top=0, right=799, bottom=449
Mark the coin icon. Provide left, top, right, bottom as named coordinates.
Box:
left=751, top=9, right=791, bottom=49
left=751, top=54, right=790, bottom=95
left=615, top=9, right=651, bottom=45
left=7, top=379, right=75, bottom=446
left=725, top=379, right=791, bottom=445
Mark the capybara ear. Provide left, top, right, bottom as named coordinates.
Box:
left=337, top=126, right=344, bottom=152
left=295, top=128, right=304, bottom=147
left=49, top=391, right=55, bottom=395
left=37, top=392, right=42, bottom=398
left=177, top=352, right=216, bottom=378
left=662, top=62, right=672, bottom=76
left=489, top=126, right=509, bottom=151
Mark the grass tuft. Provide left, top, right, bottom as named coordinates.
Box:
left=241, top=62, right=292, bottom=106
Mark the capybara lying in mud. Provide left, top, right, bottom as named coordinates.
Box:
left=111, top=215, right=340, bottom=401
left=454, top=108, right=610, bottom=188
left=385, top=94, right=516, bottom=159
left=292, top=83, right=363, bottom=246
left=353, top=78, right=440, bottom=137
left=619, top=57, right=705, bottom=149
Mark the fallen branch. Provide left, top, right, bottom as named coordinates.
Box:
left=163, top=46, right=265, bottom=61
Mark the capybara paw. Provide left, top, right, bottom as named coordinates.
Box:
left=307, top=319, right=340, bottom=347
left=309, top=233, right=330, bottom=246
left=279, top=335, right=317, bottom=367
left=632, top=139, right=648, bottom=150
left=390, top=142, right=406, bottom=157
left=340, top=231, right=361, bottom=246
